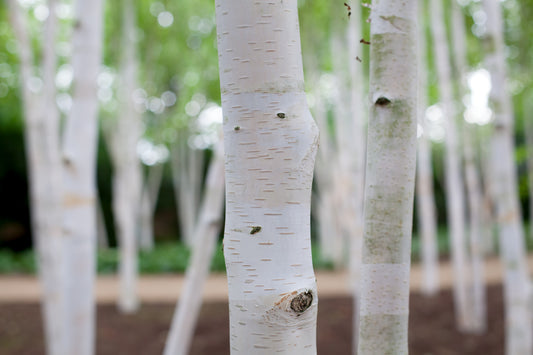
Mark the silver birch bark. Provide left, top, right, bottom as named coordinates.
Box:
left=357, top=1, right=417, bottom=353
left=450, top=1, right=486, bottom=333
left=109, top=0, right=144, bottom=313
left=429, top=0, right=471, bottom=331
left=215, top=0, right=319, bottom=353
left=345, top=3, right=366, bottom=352
left=7, top=1, right=66, bottom=354
left=163, top=139, right=225, bottom=355
left=61, top=0, right=104, bottom=353
left=482, top=0, right=533, bottom=353
left=416, top=0, right=439, bottom=297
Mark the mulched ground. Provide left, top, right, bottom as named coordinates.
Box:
left=0, top=285, right=503, bottom=354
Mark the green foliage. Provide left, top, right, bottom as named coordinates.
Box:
left=0, top=241, right=338, bottom=274
left=0, top=249, right=36, bottom=274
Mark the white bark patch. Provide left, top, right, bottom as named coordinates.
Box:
left=360, top=263, right=410, bottom=316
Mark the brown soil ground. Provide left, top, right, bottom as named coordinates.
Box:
left=0, top=284, right=503, bottom=355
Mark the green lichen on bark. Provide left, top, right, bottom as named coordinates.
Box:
left=359, top=314, right=408, bottom=355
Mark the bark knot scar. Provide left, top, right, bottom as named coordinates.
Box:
left=250, top=226, right=262, bottom=235
left=234, top=126, right=240, bottom=131
left=375, top=97, right=391, bottom=106
left=290, top=291, right=313, bottom=313
left=277, top=112, right=286, bottom=119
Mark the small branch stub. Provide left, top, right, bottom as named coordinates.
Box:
left=250, top=226, right=262, bottom=235
left=290, top=291, right=313, bottom=313
left=277, top=112, right=286, bottom=119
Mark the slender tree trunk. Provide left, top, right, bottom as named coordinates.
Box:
left=416, top=0, right=439, bottom=297
left=345, top=3, right=366, bottom=352
left=61, top=0, right=104, bottom=352
left=110, top=0, right=144, bottom=313
left=482, top=0, right=533, bottom=353
left=429, top=0, right=472, bottom=331
left=7, top=1, right=66, bottom=354
left=215, top=1, right=319, bottom=352
left=163, top=140, right=225, bottom=355
left=450, top=1, right=486, bottom=333
left=357, top=1, right=417, bottom=353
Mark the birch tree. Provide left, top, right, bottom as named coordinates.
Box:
left=482, top=0, right=533, bottom=353
left=106, top=0, right=144, bottom=313
left=163, top=137, right=225, bottom=355
left=429, top=0, right=472, bottom=331
left=7, top=1, right=67, bottom=354
left=450, top=0, right=486, bottom=332
left=416, top=0, right=439, bottom=297
left=357, top=1, right=417, bottom=353
left=61, top=0, right=104, bottom=352
left=215, top=0, right=319, bottom=352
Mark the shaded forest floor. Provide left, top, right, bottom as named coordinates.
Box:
left=1, top=284, right=503, bottom=354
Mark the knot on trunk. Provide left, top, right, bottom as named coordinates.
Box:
left=375, top=96, right=391, bottom=106
left=290, top=291, right=313, bottom=313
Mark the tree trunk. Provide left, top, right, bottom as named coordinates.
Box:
left=215, top=0, right=319, bottom=352
left=345, top=3, right=366, bottom=352
left=61, top=0, right=104, bottom=352
left=482, top=0, right=533, bottom=353
left=110, top=0, right=144, bottom=313
left=7, top=1, right=67, bottom=354
left=357, top=1, right=417, bottom=353
left=429, top=0, right=472, bottom=331
left=416, top=0, right=439, bottom=297
left=163, top=139, right=225, bottom=355
left=450, top=1, right=486, bottom=333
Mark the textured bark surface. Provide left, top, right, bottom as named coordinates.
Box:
left=215, top=1, right=319, bottom=353
left=358, top=1, right=418, bottom=354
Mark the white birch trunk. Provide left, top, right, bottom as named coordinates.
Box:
left=139, top=162, right=164, bottom=250
left=357, top=1, right=417, bottom=353
left=110, top=0, right=144, bottom=313
left=215, top=1, right=319, bottom=352
left=430, top=0, right=472, bottom=331
left=450, top=1, right=486, bottom=333
left=482, top=0, right=533, bottom=353
left=8, top=1, right=67, bottom=354
left=345, top=4, right=366, bottom=352
left=163, top=140, right=225, bottom=355
left=61, top=0, right=103, bottom=353
left=416, top=0, right=439, bottom=297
